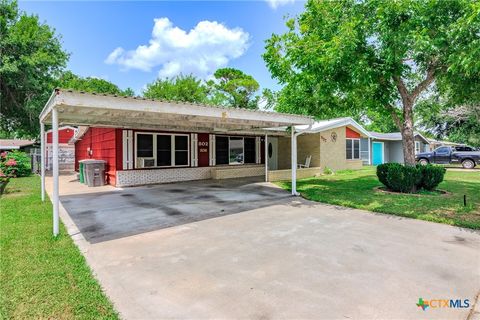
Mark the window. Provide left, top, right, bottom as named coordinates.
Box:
left=215, top=136, right=229, bottom=165
left=215, top=136, right=257, bottom=165
left=229, top=137, right=244, bottom=165
left=135, top=133, right=189, bottom=168
left=244, top=138, right=256, bottom=163
left=415, top=141, right=420, bottom=154
left=175, top=136, right=188, bottom=166
left=346, top=138, right=360, bottom=160
left=435, top=147, right=450, bottom=154
left=137, top=134, right=153, bottom=157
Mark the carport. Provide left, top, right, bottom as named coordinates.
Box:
left=39, top=89, right=313, bottom=236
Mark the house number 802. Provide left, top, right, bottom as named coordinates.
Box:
left=198, top=142, right=208, bottom=147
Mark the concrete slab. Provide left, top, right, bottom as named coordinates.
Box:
left=47, top=174, right=480, bottom=319
left=59, top=176, right=291, bottom=243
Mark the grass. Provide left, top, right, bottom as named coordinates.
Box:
left=0, top=176, right=118, bottom=319
left=277, top=167, right=480, bottom=229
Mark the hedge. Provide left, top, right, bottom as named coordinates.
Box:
left=376, top=163, right=445, bottom=193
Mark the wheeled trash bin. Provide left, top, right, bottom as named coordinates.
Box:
left=81, top=160, right=106, bottom=187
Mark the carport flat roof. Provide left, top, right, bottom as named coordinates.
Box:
left=40, top=89, right=313, bottom=134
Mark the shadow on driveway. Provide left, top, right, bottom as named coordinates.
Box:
left=60, top=177, right=293, bottom=243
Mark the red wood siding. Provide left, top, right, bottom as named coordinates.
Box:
left=346, top=127, right=361, bottom=138
left=47, top=127, right=75, bottom=143
left=197, top=133, right=209, bottom=167
left=75, top=128, right=118, bottom=185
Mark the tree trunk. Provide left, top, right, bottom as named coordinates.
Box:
left=401, top=102, right=416, bottom=166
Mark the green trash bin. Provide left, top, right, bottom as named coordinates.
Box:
left=79, top=162, right=85, bottom=183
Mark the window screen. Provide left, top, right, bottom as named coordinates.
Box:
left=353, top=139, right=360, bottom=159
left=229, top=137, right=244, bottom=164
left=137, top=134, right=153, bottom=157
left=244, top=138, right=256, bottom=163
left=175, top=136, right=188, bottom=166
left=157, top=135, right=171, bottom=166
left=346, top=139, right=353, bottom=159
left=215, top=136, right=229, bottom=165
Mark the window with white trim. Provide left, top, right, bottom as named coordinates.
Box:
left=415, top=141, right=420, bottom=154
left=135, top=133, right=189, bottom=168
left=215, top=136, right=257, bottom=165
left=346, top=138, right=360, bottom=160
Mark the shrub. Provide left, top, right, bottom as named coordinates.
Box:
left=377, top=162, right=446, bottom=193
left=0, top=151, right=31, bottom=177
left=323, top=167, right=333, bottom=175
left=417, top=164, right=446, bottom=191
left=385, top=164, right=421, bottom=193
left=376, top=163, right=397, bottom=187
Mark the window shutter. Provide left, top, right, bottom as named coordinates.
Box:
left=122, top=130, right=133, bottom=169
left=191, top=133, right=198, bottom=167
left=256, top=137, right=261, bottom=164
left=209, top=134, right=216, bottom=166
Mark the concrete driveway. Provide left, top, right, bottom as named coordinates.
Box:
left=53, top=176, right=480, bottom=320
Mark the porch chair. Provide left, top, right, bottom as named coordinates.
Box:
left=298, top=155, right=312, bottom=169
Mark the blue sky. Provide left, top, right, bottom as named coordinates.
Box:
left=19, top=1, right=306, bottom=95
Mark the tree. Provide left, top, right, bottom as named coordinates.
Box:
left=143, top=74, right=210, bottom=104
left=58, top=71, right=134, bottom=96
left=264, top=0, right=480, bottom=165
left=417, top=100, right=480, bottom=147
left=0, top=0, right=68, bottom=138
left=210, top=68, right=260, bottom=109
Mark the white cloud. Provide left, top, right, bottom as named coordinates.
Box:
left=105, top=18, right=250, bottom=78
left=266, top=0, right=296, bottom=9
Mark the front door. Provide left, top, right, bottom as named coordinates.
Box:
left=267, top=137, right=278, bottom=170
left=372, top=142, right=384, bottom=165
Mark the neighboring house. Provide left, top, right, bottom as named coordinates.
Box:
left=45, top=126, right=77, bottom=171
left=427, top=139, right=464, bottom=152
left=0, top=139, right=37, bottom=152
left=270, top=117, right=371, bottom=174
left=366, top=132, right=430, bottom=165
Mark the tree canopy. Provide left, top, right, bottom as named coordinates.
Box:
left=210, top=68, right=260, bottom=109
left=264, top=0, right=480, bottom=164
left=0, top=0, right=68, bottom=138
left=143, top=74, right=211, bottom=104
left=58, top=71, right=134, bottom=96
left=144, top=68, right=262, bottom=109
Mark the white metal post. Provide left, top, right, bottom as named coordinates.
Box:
left=291, top=127, right=297, bottom=196
left=40, top=122, right=46, bottom=202
left=264, top=134, right=268, bottom=182
left=52, top=108, right=59, bottom=237
left=368, top=137, right=372, bottom=165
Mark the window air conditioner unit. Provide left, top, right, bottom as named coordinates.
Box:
left=138, top=158, right=155, bottom=168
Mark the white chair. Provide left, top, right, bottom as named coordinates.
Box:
left=298, top=155, right=312, bottom=168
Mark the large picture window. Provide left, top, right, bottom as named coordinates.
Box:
left=135, top=133, right=189, bottom=168
left=215, top=136, right=257, bottom=165
left=346, top=138, right=360, bottom=160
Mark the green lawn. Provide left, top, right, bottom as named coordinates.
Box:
left=0, top=176, right=118, bottom=319
left=278, top=167, right=480, bottom=229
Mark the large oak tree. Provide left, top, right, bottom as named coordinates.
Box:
left=264, top=0, right=480, bottom=165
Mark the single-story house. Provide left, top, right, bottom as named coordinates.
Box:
left=366, top=131, right=430, bottom=165
left=45, top=126, right=76, bottom=171
left=39, top=89, right=315, bottom=235
left=265, top=117, right=371, bottom=180
left=0, top=139, right=37, bottom=152
left=427, top=139, right=464, bottom=151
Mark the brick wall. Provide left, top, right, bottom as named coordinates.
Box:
left=278, top=137, right=291, bottom=169
left=267, top=167, right=322, bottom=182
left=319, top=127, right=363, bottom=171
left=116, top=167, right=212, bottom=187
left=211, top=164, right=264, bottom=180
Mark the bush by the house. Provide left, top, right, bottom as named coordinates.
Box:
left=417, top=164, right=446, bottom=191
left=0, top=151, right=31, bottom=178
left=377, top=163, right=445, bottom=193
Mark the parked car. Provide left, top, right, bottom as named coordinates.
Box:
left=416, top=146, right=480, bottom=168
